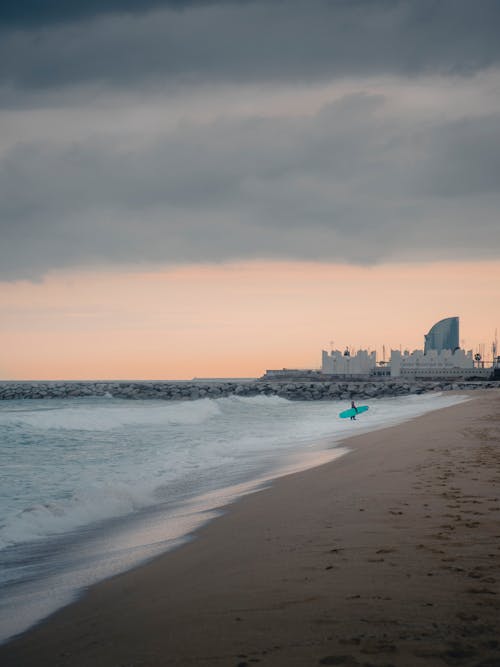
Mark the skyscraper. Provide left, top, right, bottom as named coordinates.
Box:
left=424, top=317, right=459, bottom=353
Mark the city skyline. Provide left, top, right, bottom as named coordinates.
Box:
left=1, top=260, right=497, bottom=379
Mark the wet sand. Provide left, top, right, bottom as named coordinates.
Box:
left=1, top=390, right=500, bottom=667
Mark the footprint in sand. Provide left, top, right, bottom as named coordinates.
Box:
left=467, top=587, right=497, bottom=595
left=360, top=638, right=397, bottom=655
left=338, top=637, right=361, bottom=647
left=318, top=655, right=357, bottom=665
left=439, top=524, right=456, bottom=531
left=430, top=532, right=451, bottom=541
left=456, top=611, right=479, bottom=621
left=440, top=646, right=478, bottom=661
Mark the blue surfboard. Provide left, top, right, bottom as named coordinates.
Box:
left=339, top=405, right=369, bottom=419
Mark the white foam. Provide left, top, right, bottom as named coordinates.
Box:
left=0, top=398, right=221, bottom=431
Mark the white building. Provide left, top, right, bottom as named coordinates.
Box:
left=321, top=349, right=376, bottom=376
left=390, top=348, right=477, bottom=378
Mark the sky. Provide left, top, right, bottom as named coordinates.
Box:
left=1, top=0, right=499, bottom=379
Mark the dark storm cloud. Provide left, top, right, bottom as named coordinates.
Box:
left=1, top=93, right=499, bottom=279
left=0, top=0, right=220, bottom=27
left=419, top=116, right=500, bottom=197
left=1, top=0, right=500, bottom=95
left=2, top=1, right=499, bottom=280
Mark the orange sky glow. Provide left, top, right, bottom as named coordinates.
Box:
left=0, top=260, right=498, bottom=380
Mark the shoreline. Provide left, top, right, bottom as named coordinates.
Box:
left=0, top=392, right=468, bottom=645
left=0, top=393, right=467, bottom=644
left=1, top=389, right=499, bottom=666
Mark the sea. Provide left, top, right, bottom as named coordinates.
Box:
left=0, top=391, right=466, bottom=643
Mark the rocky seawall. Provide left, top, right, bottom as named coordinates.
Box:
left=0, top=380, right=497, bottom=401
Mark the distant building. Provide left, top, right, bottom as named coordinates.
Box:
left=321, top=348, right=376, bottom=376
left=389, top=316, right=492, bottom=378
left=266, top=315, right=496, bottom=382
left=390, top=348, right=477, bottom=378
left=424, top=316, right=459, bottom=353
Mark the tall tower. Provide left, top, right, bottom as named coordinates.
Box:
left=424, top=317, right=459, bottom=354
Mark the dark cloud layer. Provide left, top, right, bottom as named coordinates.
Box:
left=2, top=93, right=499, bottom=279
left=1, top=0, right=500, bottom=95
left=0, top=0, right=218, bottom=27
left=1, top=1, right=499, bottom=280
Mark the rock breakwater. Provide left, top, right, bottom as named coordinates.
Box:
left=0, top=380, right=497, bottom=401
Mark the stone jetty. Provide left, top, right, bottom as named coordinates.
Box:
left=0, top=379, right=497, bottom=401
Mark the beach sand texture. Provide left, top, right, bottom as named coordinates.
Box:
left=1, top=390, right=499, bottom=667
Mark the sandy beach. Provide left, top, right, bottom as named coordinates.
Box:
left=1, top=390, right=499, bottom=667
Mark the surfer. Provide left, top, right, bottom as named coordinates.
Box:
left=350, top=400, right=358, bottom=420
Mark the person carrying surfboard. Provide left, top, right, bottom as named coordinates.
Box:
left=338, top=403, right=368, bottom=419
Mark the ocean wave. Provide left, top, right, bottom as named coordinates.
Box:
left=0, top=398, right=222, bottom=431
left=219, top=394, right=291, bottom=406
left=0, top=393, right=468, bottom=550
left=0, top=481, right=158, bottom=549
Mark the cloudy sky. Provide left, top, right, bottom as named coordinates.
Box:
left=1, top=0, right=499, bottom=379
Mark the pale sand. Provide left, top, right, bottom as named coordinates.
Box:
left=1, top=391, right=500, bottom=667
